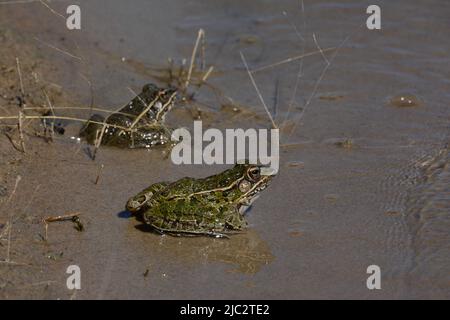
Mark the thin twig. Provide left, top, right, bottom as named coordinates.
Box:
left=39, top=0, right=65, bottom=20
left=184, top=29, right=205, bottom=90
left=273, top=78, right=280, bottom=118
left=15, top=57, right=25, bottom=97
left=126, top=87, right=158, bottom=128
left=95, top=164, right=104, bottom=185
left=18, top=111, right=26, bottom=152
left=5, top=174, right=22, bottom=206
left=43, top=212, right=81, bottom=241
left=4, top=175, right=21, bottom=263
left=78, top=73, right=95, bottom=116
left=240, top=51, right=277, bottom=129
left=43, top=89, right=55, bottom=141
left=201, top=65, right=214, bottom=82
left=34, top=37, right=82, bottom=61
left=0, top=0, right=40, bottom=4
left=0, top=115, right=131, bottom=131
left=23, top=105, right=137, bottom=117
left=250, top=47, right=335, bottom=73
left=313, top=33, right=329, bottom=64
left=44, top=212, right=81, bottom=223
left=92, top=123, right=107, bottom=160
left=282, top=11, right=305, bottom=42
left=128, top=88, right=177, bottom=128
left=281, top=0, right=306, bottom=130
left=286, top=24, right=365, bottom=141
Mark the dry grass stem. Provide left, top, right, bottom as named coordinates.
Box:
left=240, top=51, right=278, bottom=129
left=43, top=212, right=82, bottom=241
left=95, top=164, right=104, bottom=185
left=184, top=29, right=205, bottom=90
left=250, top=47, right=335, bottom=73
left=3, top=175, right=22, bottom=263
left=18, top=111, right=26, bottom=152
left=43, top=89, right=55, bottom=141
left=15, top=57, right=25, bottom=97
left=34, top=37, right=82, bottom=61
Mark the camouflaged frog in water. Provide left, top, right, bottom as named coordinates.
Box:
left=126, top=163, right=274, bottom=238
left=80, top=84, right=177, bottom=148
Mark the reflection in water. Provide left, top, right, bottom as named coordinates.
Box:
left=146, top=229, right=274, bottom=274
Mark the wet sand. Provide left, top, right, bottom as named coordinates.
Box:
left=0, top=0, right=449, bottom=299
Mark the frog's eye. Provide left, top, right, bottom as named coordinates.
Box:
left=238, top=179, right=252, bottom=193
left=247, top=167, right=260, bottom=182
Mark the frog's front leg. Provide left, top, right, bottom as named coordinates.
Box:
left=224, top=206, right=248, bottom=231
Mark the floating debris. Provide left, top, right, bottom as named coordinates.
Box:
left=319, top=93, right=345, bottom=101
left=324, top=194, right=340, bottom=202
left=385, top=210, right=401, bottom=216
left=72, top=216, right=84, bottom=232
left=288, top=230, right=303, bottom=238
left=45, top=251, right=64, bottom=261
left=335, top=138, right=354, bottom=149
left=389, top=94, right=420, bottom=107
left=287, top=161, right=305, bottom=168
left=43, top=212, right=84, bottom=240
left=238, top=34, right=260, bottom=45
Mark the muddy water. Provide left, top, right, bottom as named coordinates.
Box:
left=1, top=0, right=449, bottom=299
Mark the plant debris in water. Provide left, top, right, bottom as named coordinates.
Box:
left=43, top=213, right=84, bottom=241
left=389, top=94, right=421, bottom=107
left=335, top=138, right=354, bottom=149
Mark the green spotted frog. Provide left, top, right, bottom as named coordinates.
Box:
left=126, top=163, right=274, bottom=238
left=80, top=84, right=177, bottom=148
